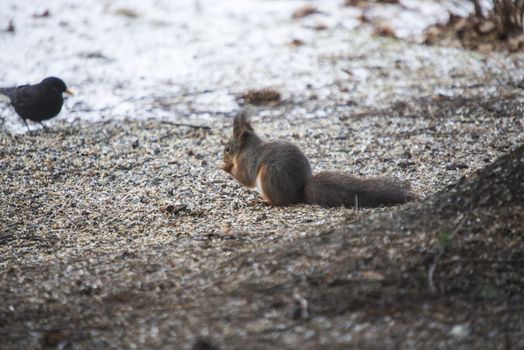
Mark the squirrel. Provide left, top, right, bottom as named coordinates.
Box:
left=222, top=112, right=414, bottom=208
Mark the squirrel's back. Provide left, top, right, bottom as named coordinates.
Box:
left=256, top=141, right=312, bottom=205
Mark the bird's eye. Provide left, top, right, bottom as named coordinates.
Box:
left=225, top=145, right=231, bottom=153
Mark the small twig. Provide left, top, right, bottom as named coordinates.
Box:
left=428, top=251, right=442, bottom=295
left=158, top=131, right=177, bottom=141
left=472, top=0, right=484, bottom=19
left=160, top=121, right=211, bottom=130
left=427, top=214, right=468, bottom=295
left=0, top=234, right=15, bottom=244
left=342, top=68, right=353, bottom=77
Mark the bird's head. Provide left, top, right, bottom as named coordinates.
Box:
left=42, top=77, right=74, bottom=96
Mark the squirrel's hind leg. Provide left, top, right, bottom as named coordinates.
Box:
left=256, top=165, right=275, bottom=205
left=257, top=163, right=305, bottom=206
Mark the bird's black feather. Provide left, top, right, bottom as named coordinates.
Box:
left=0, top=77, right=70, bottom=131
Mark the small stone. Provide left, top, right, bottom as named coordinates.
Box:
left=446, top=163, right=469, bottom=170
left=449, top=324, right=470, bottom=338
left=477, top=20, right=496, bottom=35
left=290, top=39, right=305, bottom=47
left=160, top=204, right=187, bottom=215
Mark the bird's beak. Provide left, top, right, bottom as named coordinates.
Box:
left=65, top=88, right=74, bottom=96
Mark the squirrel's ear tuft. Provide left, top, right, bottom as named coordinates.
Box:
left=233, top=110, right=254, bottom=138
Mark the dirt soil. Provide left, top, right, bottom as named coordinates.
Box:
left=1, top=1, right=524, bottom=349
left=1, top=87, right=523, bottom=349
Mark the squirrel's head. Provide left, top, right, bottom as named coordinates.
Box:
left=222, top=111, right=255, bottom=173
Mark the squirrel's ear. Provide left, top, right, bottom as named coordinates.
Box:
left=233, top=110, right=254, bottom=138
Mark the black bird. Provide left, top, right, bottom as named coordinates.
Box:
left=0, top=76, right=73, bottom=131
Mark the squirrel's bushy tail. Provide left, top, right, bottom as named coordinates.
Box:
left=304, top=172, right=414, bottom=208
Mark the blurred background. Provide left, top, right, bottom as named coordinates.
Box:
left=0, top=0, right=521, bottom=132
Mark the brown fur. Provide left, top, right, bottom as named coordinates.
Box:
left=304, top=172, right=413, bottom=208
left=256, top=164, right=270, bottom=202
left=222, top=113, right=414, bottom=208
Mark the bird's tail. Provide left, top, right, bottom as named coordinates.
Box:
left=0, top=87, right=15, bottom=98
left=304, top=171, right=415, bottom=208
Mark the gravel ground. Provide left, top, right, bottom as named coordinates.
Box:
left=1, top=1, right=524, bottom=349
left=1, top=80, right=523, bottom=349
